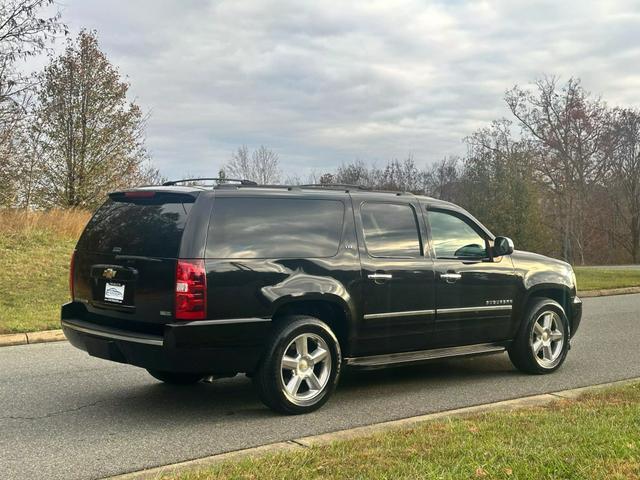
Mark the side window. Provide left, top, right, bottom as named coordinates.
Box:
left=428, top=210, right=487, bottom=259
left=206, top=197, right=344, bottom=259
left=361, top=202, right=421, bottom=258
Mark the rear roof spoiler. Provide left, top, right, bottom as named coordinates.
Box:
left=108, top=189, right=199, bottom=202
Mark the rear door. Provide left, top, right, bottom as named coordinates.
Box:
left=73, top=190, right=199, bottom=326
left=423, top=206, right=518, bottom=347
left=353, top=197, right=436, bottom=356
left=203, top=194, right=350, bottom=320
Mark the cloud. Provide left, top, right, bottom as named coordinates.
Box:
left=26, top=0, right=640, bottom=178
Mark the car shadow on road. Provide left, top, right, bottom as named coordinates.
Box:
left=64, top=352, right=520, bottom=426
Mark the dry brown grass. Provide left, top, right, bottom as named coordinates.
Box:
left=0, top=208, right=91, bottom=240
left=0, top=208, right=89, bottom=333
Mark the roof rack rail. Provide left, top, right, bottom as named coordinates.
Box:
left=163, top=177, right=257, bottom=186
left=215, top=183, right=300, bottom=190
left=298, top=183, right=367, bottom=191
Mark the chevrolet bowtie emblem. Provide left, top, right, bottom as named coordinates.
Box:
left=102, top=268, right=117, bottom=280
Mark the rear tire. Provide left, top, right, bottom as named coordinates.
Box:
left=253, top=315, right=341, bottom=415
left=147, top=369, right=203, bottom=385
left=508, top=298, right=570, bottom=374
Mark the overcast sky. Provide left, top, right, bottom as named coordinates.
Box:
left=24, top=0, right=640, bottom=179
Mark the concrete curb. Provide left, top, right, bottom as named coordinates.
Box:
left=1, top=287, right=638, bottom=348
left=0, top=329, right=65, bottom=347
left=579, top=286, right=640, bottom=297
left=105, top=377, right=640, bottom=480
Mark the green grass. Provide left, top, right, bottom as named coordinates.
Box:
left=575, top=267, right=640, bottom=291
left=169, top=383, right=640, bottom=480
left=0, top=230, right=75, bottom=334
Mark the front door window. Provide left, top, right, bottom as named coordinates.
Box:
left=428, top=210, right=487, bottom=259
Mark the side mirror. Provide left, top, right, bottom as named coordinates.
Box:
left=493, top=236, right=514, bottom=257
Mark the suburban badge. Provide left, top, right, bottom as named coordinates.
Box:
left=486, top=299, right=513, bottom=306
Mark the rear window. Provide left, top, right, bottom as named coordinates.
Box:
left=361, top=202, right=422, bottom=258
left=77, top=193, right=195, bottom=258
left=206, top=197, right=344, bottom=259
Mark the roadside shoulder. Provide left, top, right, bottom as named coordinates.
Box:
left=579, top=286, right=640, bottom=297
left=0, top=329, right=64, bottom=347
left=106, top=377, right=640, bottom=480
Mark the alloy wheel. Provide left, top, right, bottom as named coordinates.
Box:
left=530, top=310, right=565, bottom=368
left=280, top=333, right=332, bottom=405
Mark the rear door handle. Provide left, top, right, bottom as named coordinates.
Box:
left=441, top=273, right=461, bottom=283
left=368, top=273, right=393, bottom=280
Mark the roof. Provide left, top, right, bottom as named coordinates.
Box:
left=121, top=183, right=458, bottom=209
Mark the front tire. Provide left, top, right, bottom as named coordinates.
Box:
left=253, top=315, right=342, bottom=414
left=147, top=369, right=204, bottom=385
left=508, top=298, right=570, bottom=374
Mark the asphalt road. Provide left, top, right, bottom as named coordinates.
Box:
left=2, top=294, right=639, bottom=480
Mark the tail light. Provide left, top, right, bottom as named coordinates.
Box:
left=124, top=191, right=156, bottom=198
left=69, top=250, right=76, bottom=299
left=175, top=259, right=207, bottom=320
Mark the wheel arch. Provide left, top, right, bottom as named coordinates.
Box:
left=520, top=284, right=574, bottom=334
left=271, top=295, right=353, bottom=356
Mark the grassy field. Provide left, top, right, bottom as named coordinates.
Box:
left=168, top=383, right=640, bottom=480
left=0, top=209, right=89, bottom=334
left=0, top=207, right=638, bottom=334
left=574, top=267, right=640, bottom=291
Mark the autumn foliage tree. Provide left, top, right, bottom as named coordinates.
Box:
left=29, top=30, right=158, bottom=209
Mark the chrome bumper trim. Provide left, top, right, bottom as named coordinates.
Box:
left=61, top=319, right=164, bottom=346
left=364, top=305, right=511, bottom=320
left=437, top=305, right=512, bottom=314
left=364, top=309, right=435, bottom=320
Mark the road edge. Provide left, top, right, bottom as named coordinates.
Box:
left=105, top=377, right=640, bottom=480
left=1, top=287, right=638, bottom=348
left=579, top=286, right=640, bottom=297
left=0, top=329, right=65, bottom=347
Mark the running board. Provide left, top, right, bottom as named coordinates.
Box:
left=345, top=342, right=507, bottom=369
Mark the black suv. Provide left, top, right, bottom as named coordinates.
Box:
left=62, top=179, right=582, bottom=414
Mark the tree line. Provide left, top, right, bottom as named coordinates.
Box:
left=2, top=1, right=638, bottom=265
left=223, top=79, right=640, bottom=266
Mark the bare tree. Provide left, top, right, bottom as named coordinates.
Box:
left=31, top=30, right=156, bottom=209
left=610, top=108, right=640, bottom=262
left=0, top=0, right=65, bottom=206
left=377, top=155, right=426, bottom=193
left=424, top=156, right=461, bottom=201
left=506, top=77, right=612, bottom=264
left=332, top=159, right=376, bottom=187
left=328, top=157, right=427, bottom=193
left=223, top=145, right=281, bottom=184
left=0, top=0, right=64, bottom=106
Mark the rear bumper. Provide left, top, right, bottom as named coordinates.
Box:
left=570, top=295, right=582, bottom=337
left=61, top=303, right=270, bottom=374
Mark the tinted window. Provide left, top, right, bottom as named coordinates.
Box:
left=77, top=194, right=194, bottom=258
left=206, top=198, right=344, bottom=258
left=361, top=202, right=421, bottom=258
left=428, top=210, right=487, bottom=258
